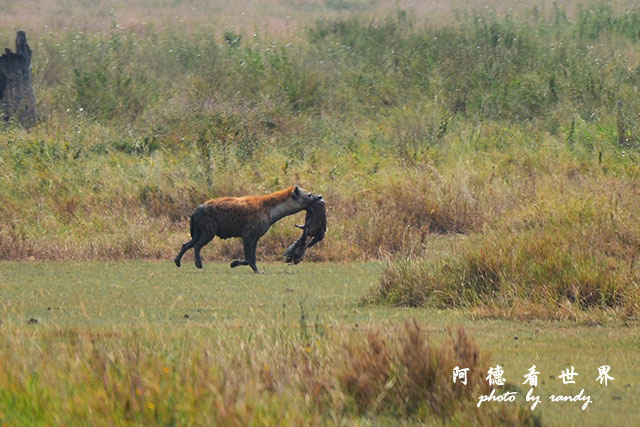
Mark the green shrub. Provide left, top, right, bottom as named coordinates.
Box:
left=371, top=192, right=640, bottom=320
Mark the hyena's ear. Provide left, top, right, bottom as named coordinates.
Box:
left=292, top=185, right=300, bottom=199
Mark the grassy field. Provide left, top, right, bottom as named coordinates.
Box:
left=2, top=0, right=640, bottom=424
left=0, top=261, right=638, bottom=425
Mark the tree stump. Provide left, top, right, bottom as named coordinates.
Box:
left=0, top=31, right=36, bottom=125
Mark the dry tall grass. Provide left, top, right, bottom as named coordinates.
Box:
left=2, top=2, right=640, bottom=320
left=372, top=177, right=640, bottom=321
left=0, top=320, right=538, bottom=424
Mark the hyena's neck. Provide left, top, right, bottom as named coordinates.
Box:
left=268, top=200, right=303, bottom=225
left=258, top=187, right=299, bottom=225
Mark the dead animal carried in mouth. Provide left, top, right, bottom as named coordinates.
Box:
left=284, top=198, right=326, bottom=264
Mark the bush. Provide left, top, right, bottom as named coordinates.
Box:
left=371, top=191, right=640, bottom=321
left=0, top=321, right=538, bottom=424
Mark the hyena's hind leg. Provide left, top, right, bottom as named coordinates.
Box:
left=174, top=215, right=200, bottom=267
left=174, top=239, right=195, bottom=267
left=193, top=226, right=216, bottom=269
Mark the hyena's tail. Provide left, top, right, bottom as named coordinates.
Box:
left=175, top=207, right=203, bottom=268
left=189, top=205, right=205, bottom=241
left=190, top=213, right=196, bottom=238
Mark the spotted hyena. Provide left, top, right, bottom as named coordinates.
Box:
left=174, top=186, right=322, bottom=273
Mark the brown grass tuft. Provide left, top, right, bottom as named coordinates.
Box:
left=0, top=321, right=537, bottom=424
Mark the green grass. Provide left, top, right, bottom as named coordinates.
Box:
left=0, top=261, right=639, bottom=425
left=0, top=261, right=382, bottom=327
left=3, top=1, right=640, bottom=268
left=2, top=1, right=640, bottom=423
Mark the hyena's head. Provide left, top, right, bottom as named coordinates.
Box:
left=291, top=185, right=322, bottom=209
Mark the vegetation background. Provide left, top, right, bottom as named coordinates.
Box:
left=2, top=0, right=640, bottom=318
left=1, top=0, right=639, bottom=424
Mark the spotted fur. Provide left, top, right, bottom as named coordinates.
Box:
left=174, top=186, right=322, bottom=273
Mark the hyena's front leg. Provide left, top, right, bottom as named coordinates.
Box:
left=230, top=236, right=250, bottom=269
left=246, top=237, right=262, bottom=274
left=231, top=236, right=262, bottom=273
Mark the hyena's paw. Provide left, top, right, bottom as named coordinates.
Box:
left=174, top=257, right=181, bottom=268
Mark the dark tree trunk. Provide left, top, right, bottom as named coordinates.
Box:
left=0, top=31, right=36, bottom=125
